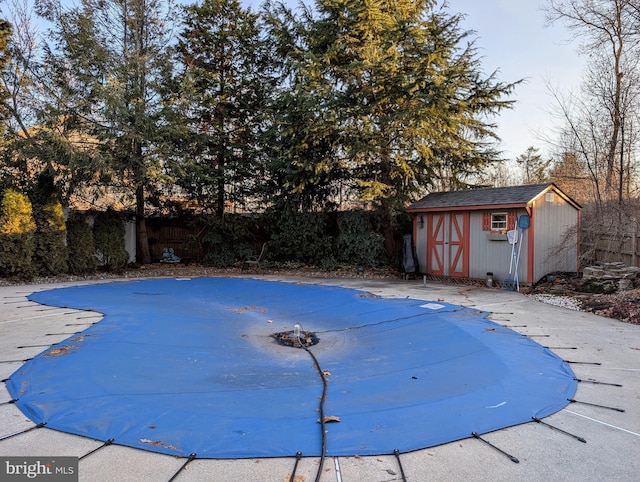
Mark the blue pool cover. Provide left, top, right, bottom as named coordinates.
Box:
left=8, top=277, right=576, bottom=458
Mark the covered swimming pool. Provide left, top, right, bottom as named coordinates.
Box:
left=6, top=277, right=576, bottom=459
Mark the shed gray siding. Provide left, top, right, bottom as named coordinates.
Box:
left=467, top=209, right=530, bottom=281
left=530, top=191, right=579, bottom=282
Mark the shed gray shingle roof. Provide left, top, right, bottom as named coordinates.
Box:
left=407, top=183, right=557, bottom=210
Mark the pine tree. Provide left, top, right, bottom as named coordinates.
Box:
left=266, top=0, right=518, bottom=251
left=37, top=0, right=178, bottom=263
left=174, top=0, right=272, bottom=216
left=515, top=147, right=551, bottom=184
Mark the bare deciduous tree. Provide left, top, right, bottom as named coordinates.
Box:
left=0, top=0, right=42, bottom=137
left=546, top=0, right=640, bottom=207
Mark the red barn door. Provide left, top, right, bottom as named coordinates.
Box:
left=426, top=212, right=469, bottom=277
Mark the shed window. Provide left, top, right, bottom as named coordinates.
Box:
left=482, top=211, right=517, bottom=231
left=491, top=213, right=508, bottom=231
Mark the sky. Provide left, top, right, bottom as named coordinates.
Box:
left=449, top=0, right=586, bottom=161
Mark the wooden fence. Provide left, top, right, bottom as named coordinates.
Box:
left=146, top=218, right=206, bottom=261
left=581, top=228, right=639, bottom=268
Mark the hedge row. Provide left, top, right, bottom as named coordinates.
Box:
left=1, top=185, right=412, bottom=280
left=0, top=185, right=129, bottom=280
left=194, top=208, right=410, bottom=269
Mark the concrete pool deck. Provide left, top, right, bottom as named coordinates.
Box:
left=1, top=275, right=639, bottom=481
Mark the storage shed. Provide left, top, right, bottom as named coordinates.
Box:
left=406, top=183, right=581, bottom=285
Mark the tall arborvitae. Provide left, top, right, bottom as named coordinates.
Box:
left=0, top=188, right=36, bottom=279
left=30, top=173, right=68, bottom=276
left=93, top=209, right=129, bottom=273
left=66, top=210, right=97, bottom=275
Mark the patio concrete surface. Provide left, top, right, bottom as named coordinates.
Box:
left=1, top=275, right=639, bottom=482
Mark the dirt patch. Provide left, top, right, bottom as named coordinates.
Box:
left=578, top=290, right=640, bottom=324
left=43, top=345, right=78, bottom=357
left=139, top=438, right=179, bottom=451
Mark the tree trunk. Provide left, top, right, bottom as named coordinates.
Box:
left=216, top=160, right=225, bottom=219
left=136, top=184, right=151, bottom=264
left=379, top=148, right=397, bottom=257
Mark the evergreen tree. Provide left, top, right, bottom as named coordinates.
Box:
left=36, top=0, right=178, bottom=263
left=30, top=172, right=68, bottom=275
left=515, top=146, right=551, bottom=184
left=173, top=0, right=272, bottom=216
left=261, top=0, right=353, bottom=211
left=66, top=209, right=97, bottom=274
left=265, top=0, right=518, bottom=251
left=0, top=187, right=36, bottom=279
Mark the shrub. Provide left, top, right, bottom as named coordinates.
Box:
left=335, top=210, right=386, bottom=267
left=0, top=188, right=36, bottom=279
left=30, top=175, right=68, bottom=276
left=66, top=210, right=97, bottom=274
left=200, top=215, right=254, bottom=267
left=93, top=209, right=129, bottom=272
left=266, top=209, right=334, bottom=265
